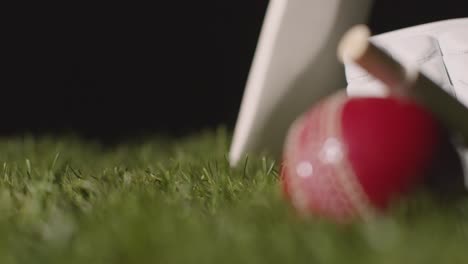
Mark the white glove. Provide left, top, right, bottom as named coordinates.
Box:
left=345, top=18, right=467, bottom=105
left=345, top=18, right=468, bottom=187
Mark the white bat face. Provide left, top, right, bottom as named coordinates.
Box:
left=229, top=0, right=373, bottom=166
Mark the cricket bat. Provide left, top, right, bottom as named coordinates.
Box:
left=229, top=0, right=373, bottom=166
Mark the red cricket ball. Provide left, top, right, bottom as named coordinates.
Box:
left=281, top=91, right=446, bottom=222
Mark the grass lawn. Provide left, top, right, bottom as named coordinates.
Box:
left=0, top=128, right=467, bottom=263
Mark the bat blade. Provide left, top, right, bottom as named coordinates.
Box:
left=229, top=0, right=373, bottom=166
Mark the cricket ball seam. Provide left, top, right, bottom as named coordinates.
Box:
left=326, top=92, right=376, bottom=220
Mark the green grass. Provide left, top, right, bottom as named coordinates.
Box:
left=0, top=128, right=467, bottom=263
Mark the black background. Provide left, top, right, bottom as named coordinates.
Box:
left=3, top=1, right=467, bottom=143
